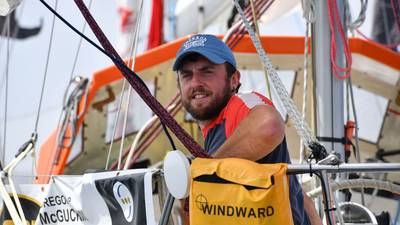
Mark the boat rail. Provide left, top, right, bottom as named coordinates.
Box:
left=287, top=163, right=400, bottom=174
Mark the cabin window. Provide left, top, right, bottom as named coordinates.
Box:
left=105, top=82, right=155, bottom=143
left=67, top=128, right=83, bottom=164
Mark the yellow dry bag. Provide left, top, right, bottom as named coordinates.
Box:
left=190, top=158, right=294, bottom=225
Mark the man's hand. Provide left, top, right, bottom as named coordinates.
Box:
left=212, top=104, right=284, bottom=161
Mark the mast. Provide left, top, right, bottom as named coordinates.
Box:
left=312, top=0, right=346, bottom=203
left=312, top=1, right=345, bottom=164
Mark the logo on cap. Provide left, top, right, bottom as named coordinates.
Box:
left=183, top=36, right=207, bottom=51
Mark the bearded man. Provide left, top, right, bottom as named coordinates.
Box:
left=173, top=34, right=322, bottom=225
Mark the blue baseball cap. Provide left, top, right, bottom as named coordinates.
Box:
left=173, top=34, right=237, bottom=71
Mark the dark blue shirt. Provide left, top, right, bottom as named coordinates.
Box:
left=201, top=92, right=310, bottom=225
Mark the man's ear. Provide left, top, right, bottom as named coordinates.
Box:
left=230, top=70, right=241, bottom=92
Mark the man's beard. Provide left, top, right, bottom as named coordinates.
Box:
left=182, top=82, right=232, bottom=121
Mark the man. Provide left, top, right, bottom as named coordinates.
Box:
left=173, top=34, right=322, bottom=225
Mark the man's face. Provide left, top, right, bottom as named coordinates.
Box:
left=177, top=56, right=234, bottom=122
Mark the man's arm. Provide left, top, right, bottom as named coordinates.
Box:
left=212, top=104, right=285, bottom=161
left=304, top=192, right=323, bottom=225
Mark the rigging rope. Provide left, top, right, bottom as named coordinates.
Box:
left=327, top=0, right=353, bottom=80
left=72, top=0, right=203, bottom=156
left=301, top=0, right=316, bottom=23
left=116, top=79, right=131, bottom=169
left=249, top=0, right=272, bottom=100
left=225, top=0, right=262, bottom=45
left=299, top=0, right=316, bottom=164
left=345, top=0, right=368, bottom=33
left=224, top=0, right=275, bottom=103
left=1, top=15, right=10, bottom=167
left=117, top=0, right=145, bottom=170
left=0, top=13, right=10, bottom=50
left=225, top=0, right=273, bottom=49
left=30, top=0, right=59, bottom=174
left=105, top=80, right=127, bottom=170
left=56, top=77, right=89, bottom=150
left=55, top=0, right=93, bottom=156
left=38, top=0, right=208, bottom=158
left=0, top=16, right=11, bottom=102
left=53, top=1, right=93, bottom=172
left=299, top=24, right=311, bottom=164
left=233, top=0, right=322, bottom=153
left=388, top=108, right=400, bottom=116
left=34, top=0, right=58, bottom=136
left=69, top=0, right=93, bottom=80
left=249, top=0, right=260, bottom=37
